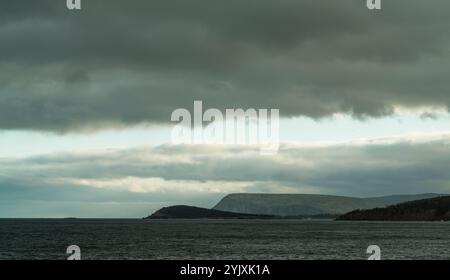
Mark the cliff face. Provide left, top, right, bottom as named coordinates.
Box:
left=213, top=193, right=443, bottom=216
left=337, top=196, right=450, bottom=221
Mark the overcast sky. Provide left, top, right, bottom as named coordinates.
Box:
left=1, top=0, right=450, bottom=217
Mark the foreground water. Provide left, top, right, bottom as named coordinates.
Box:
left=0, top=219, right=449, bottom=260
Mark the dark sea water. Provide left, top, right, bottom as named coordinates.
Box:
left=0, top=219, right=449, bottom=260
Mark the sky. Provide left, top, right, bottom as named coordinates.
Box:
left=1, top=0, right=450, bottom=218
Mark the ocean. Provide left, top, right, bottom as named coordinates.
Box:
left=1, top=219, right=449, bottom=260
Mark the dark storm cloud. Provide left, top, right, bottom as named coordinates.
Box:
left=1, top=0, right=450, bottom=131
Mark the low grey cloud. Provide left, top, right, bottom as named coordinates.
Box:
left=1, top=0, right=450, bottom=131
left=2, top=136, right=450, bottom=217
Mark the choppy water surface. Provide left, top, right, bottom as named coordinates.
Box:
left=0, top=219, right=449, bottom=260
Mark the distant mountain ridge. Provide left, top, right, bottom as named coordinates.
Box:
left=213, top=193, right=444, bottom=216
left=337, top=196, right=450, bottom=221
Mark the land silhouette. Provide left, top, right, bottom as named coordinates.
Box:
left=145, top=193, right=446, bottom=220
left=337, top=195, right=450, bottom=221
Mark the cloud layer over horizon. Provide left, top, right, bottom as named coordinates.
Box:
left=2, top=135, right=450, bottom=217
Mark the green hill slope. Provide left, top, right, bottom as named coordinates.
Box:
left=337, top=196, right=450, bottom=221
left=213, top=193, right=443, bottom=216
